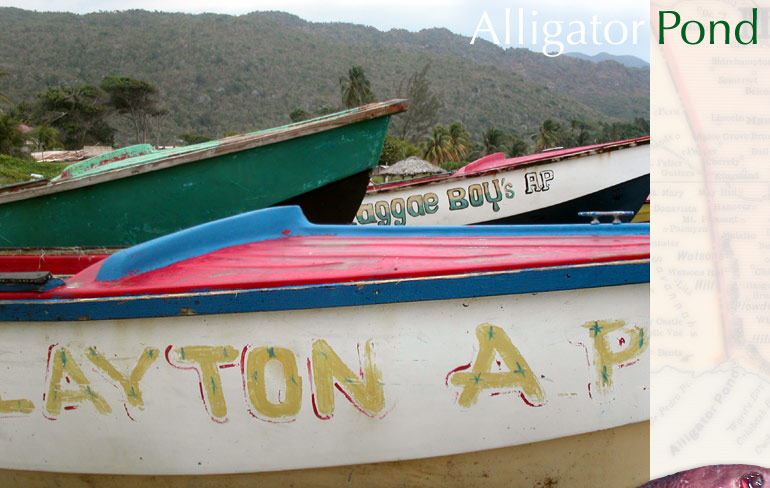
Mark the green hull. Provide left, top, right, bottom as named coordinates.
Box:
left=0, top=116, right=392, bottom=248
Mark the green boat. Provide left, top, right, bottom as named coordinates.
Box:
left=0, top=100, right=406, bottom=248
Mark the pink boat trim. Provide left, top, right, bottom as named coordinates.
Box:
left=371, top=136, right=650, bottom=192
left=4, top=234, right=649, bottom=301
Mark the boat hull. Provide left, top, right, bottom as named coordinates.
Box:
left=480, top=174, right=649, bottom=224
left=356, top=141, right=649, bottom=226
left=0, top=109, right=398, bottom=248
left=0, top=170, right=374, bottom=275
left=275, top=169, right=372, bottom=224
left=0, top=282, right=649, bottom=474
left=0, top=421, right=648, bottom=487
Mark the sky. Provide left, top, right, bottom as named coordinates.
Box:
left=0, top=0, right=651, bottom=61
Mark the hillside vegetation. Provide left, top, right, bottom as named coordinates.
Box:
left=0, top=8, right=649, bottom=146
left=0, top=155, right=67, bottom=185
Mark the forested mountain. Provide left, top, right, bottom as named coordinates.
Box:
left=564, top=52, right=650, bottom=69
left=0, top=8, right=649, bottom=146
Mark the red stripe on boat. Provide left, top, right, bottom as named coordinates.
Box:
left=5, top=234, right=649, bottom=300
left=373, top=136, right=650, bottom=190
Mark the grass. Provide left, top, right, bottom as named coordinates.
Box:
left=0, top=155, right=68, bottom=186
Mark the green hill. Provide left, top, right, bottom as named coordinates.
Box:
left=564, top=52, right=650, bottom=69
left=0, top=8, right=649, bottom=146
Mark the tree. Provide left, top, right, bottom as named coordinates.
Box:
left=576, top=130, right=593, bottom=146
left=101, top=76, right=167, bottom=145
left=533, top=119, right=562, bottom=151
left=379, top=135, right=407, bottom=166
left=447, top=121, right=471, bottom=161
left=290, top=106, right=342, bottom=124
left=391, top=63, right=441, bottom=142
left=28, top=124, right=60, bottom=154
left=9, top=102, right=32, bottom=124
left=0, top=113, right=26, bottom=156
left=314, top=106, right=340, bottom=116
left=507, top=136, right=529, bottom=157
left=422, top=124, right=453, bottom=164
left=34, top=84, right=114, bottom=149
left=0, top=70, right=10, bottom=110
left=480, top=127, right=511, bottom=156
left=592, top=118, right=649, bottom=144
left=632, top=117, right=650, bottom=135
left=289, top=108, right=312, bottom=123
left=339, top=66, right=375, bottom=109
left=179, top=131, right=212, bottom=146
left=378, top=135, right=420, bottom=165
left=563, top=119, right=590, bottom=147
left=152, top=108, right=170, bottom=147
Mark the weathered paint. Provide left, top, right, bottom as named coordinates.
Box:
left=55, top=144, right=154, bottom=181
left=88, top=205, right=648, bottom=283
left=0, top=103, right=404, bottom=247
left=244, top=346, right=303, bottom=421
left=1, top=261, right=649, bottom=322
left=311, top=339, right=384, bottom=418
left=0, top=252, right=110, bottom=276
left=581, top=319, right=648, bottom=393
left=449, top=324, right=545, bottom=407
left=0, top=285, right=648, bottom=474
left=44, top=346, right=111, bottom=418
left=356, top=140, right=649, bottom=226
left=86, top=346, right=159, bottom=412
left=0, top=421, right=650, bottom=486
left=0, top=206, right=649, bottom=474
left=0, top=206, right=650, bottom=322
left=166, top=345, right=239, bottom=423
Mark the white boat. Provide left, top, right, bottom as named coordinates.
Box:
left=0, top=206, right=649, bottom=477
left=355, top=137, right=649, bottom=226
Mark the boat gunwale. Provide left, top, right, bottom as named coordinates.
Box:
left=0, top=99, right=407, bottom=205
left=366, top=136, right=650, bottom=196
left=0, top=247, right=120, bottom=255
left=0, top=259, right=650, bottom=322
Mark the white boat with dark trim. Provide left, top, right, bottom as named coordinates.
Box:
left=355, top=137, right=649, bottom=226
left=0, top=206, right=649, bottom=478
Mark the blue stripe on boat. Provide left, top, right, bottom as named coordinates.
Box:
left=3, top=261, right=648, bottom=322
left=96, top=206, right=650, bottom=282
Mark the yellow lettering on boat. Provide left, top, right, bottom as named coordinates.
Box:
left=244, top=346, right=302, bottom=420
left=311, top=339, right=384, bottom=418
left=45, top=347, right=111, bottom=417
left=0, top=393, right=34, bottom=415
left=450, top=324, right=545, bottom=408
left=583, top=320, right=648, bottom=393
left=171, top=345, right=238, bottom=422
left=85, top=346, right=159, bottom=411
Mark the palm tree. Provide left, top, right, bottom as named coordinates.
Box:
left=422, top=124, right=453, bottom=164
left=0, top=113, right=25, bottom=155
left=480, top=127, right=510, bottom=156
left=533, top=119, right=562, bottom=152
left=339, top=66, right=375, bottom=109
left=507, top=137, right=529, bottom=157
left=566, top=119, right=581, bottom=146
left=29, top=124, right=60, bottom=155
left=447, top=121, right=471, bottom=161
left=0, top=70, right=10, bottom=109
left=577, top=129, right=592, bottom=146
left=37, top=83, right=106, bottom=148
